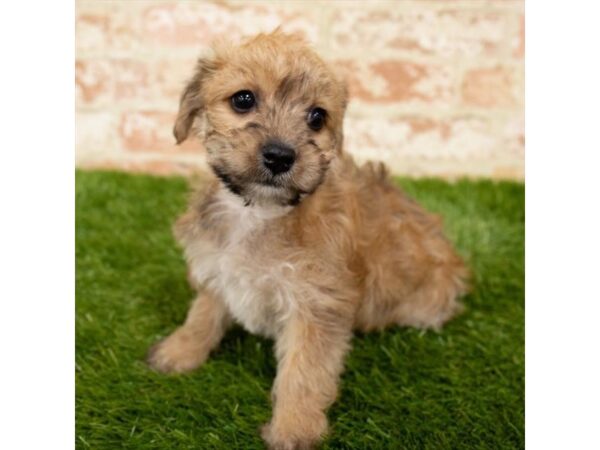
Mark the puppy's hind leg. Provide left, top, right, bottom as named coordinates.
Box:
left=393, top=264, right=469, bottom=331
left=147, top=290, right=230, bottom=374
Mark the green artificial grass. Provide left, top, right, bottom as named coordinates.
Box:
left=76, top=170, right=524, bottom=449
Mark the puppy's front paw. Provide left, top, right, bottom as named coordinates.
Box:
left=146, top=327, right=208, bottom=374
left=261, top=412, right=327, bottom=450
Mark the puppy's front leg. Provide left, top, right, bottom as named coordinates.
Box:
left=147, top=291, right=230, bottom=374
left=262, top=310, right=353, bottom=450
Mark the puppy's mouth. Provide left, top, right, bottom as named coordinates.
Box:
left=258, top=174, right=287, bottom=188
left=210, top=165, right=245, bottom=197
left=210, top=164, right=300, bottom=206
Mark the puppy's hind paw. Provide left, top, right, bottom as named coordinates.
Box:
left=146, top=328, right=208, bottom=374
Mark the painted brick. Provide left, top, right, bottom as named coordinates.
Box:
left=502, top=115, right=525, bottom=158
left=331, top=8, right=522, bottom=59
left=343, top=116, right=499, bottom=162
left=140, top=2, right=318, bottom=48
left=338, top=60, right=454, bottom=105
left=75, top=56, right=201, bottom=108
left=154, top=57, right=203, bottom=101
left=76, top=59, right=150, bottom=105
left=461, top=66, right=521, bottom=108
left=75, top=12, right=110, bottom=53
left=76, top=111, right=120, bottom=162
left=514, top=14, right=525, bottom=58
left=75, top=0, right=525, bottom=180
left=119, top=111, right=204, bottom=154
left=81, top=159, right=202, bottom=176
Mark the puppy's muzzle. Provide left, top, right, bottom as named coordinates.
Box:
left=261, top=142, right=296, bottom=175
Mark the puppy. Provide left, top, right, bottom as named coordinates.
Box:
left=148, top=30, right=469, bottom=449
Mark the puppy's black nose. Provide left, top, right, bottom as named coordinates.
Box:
left=261, top=142, right=296, bottom=175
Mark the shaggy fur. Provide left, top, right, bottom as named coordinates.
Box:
left=147, top=31, right=469, bottom=449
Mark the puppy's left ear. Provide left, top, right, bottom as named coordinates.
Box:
left=337, top=74, right=350, bottom=113
left=173, top=58, right=214, bottom=144
left=331, top=73, right=349, bottom=153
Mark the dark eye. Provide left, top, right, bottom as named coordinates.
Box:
left=307, top=107, right=326, bottom=131
left=231, top=90, right=256, bottom=113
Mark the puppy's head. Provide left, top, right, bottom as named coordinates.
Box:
left=174, top=31, right=348, bottom=206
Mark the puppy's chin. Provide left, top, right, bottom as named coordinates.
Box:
left=246, top=183, right=299, bottom=206
left=210, top=164, right=325, bottom=207
left=217, top=178, right=305, bottom=207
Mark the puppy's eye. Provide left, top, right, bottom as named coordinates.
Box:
left=307, top=107, right=326, bottom=131
left=231, top=90, right=256, bottom=113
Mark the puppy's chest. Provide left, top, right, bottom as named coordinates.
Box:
left=186, top=196, right=297, bottom=337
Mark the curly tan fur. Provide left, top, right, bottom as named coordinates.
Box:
left=147, top=30, right=469, bottom=449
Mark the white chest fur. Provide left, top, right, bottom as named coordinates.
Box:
left=184, top=190, right=297, bottom=338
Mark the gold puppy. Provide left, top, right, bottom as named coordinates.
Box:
left=148, top=30, right=468, bottom=449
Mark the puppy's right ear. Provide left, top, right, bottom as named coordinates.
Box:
left=173, top=58, right=214, bottom=144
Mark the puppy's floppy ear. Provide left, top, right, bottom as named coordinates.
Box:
left=173, top=58, right=214, bottom=144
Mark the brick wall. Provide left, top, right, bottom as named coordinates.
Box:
left=76, top=0, right=524, bottom=179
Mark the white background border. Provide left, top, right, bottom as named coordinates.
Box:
left=0, top=2, right=74, bottom=449
left=1, top=1, right=600, bottom=449
left=527, top=1, right=600, bottom=448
